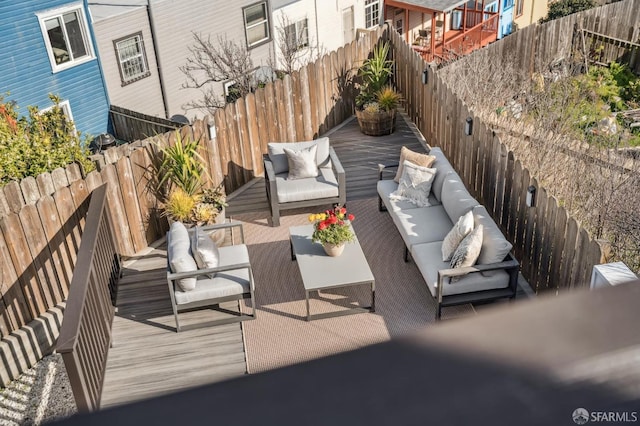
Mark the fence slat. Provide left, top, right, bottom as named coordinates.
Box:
left=0, top=231, right=30, bottom=335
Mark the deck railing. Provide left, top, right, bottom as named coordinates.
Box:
left=57, top=183, right=120, bottom=412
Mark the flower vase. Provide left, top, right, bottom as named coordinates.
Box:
left=323, top=242, right=345, bottom=257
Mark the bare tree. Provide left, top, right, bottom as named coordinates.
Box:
left=181, top=33, right=256, bottom=114
left=273, top=14, right=325, bottom=75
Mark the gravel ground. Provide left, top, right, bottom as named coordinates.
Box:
left=0, top=354, right=76, bottom=425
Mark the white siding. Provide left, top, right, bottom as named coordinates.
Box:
left=93, top=7, right=165, bottom=117
left=151, top=0, right=274, bottom=120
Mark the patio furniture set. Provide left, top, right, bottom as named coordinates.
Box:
left=165, top=137, right=518, bottom=331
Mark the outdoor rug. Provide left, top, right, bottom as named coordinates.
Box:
left=237, top=197, right=475, bottom=374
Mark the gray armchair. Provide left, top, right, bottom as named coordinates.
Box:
left=264, top=137, right=346, bottom=226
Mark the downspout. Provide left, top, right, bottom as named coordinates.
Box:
left=314, top=0, right=320, bottom=47
left=147, top=1, right=170, bottom=119
left=85, top=0, right=112, bottom=134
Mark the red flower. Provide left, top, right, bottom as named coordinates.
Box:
left=340, top=207, right=347, bottom=215
left=328, top=216, right=338, bottom=224
left=348, top=214, right=355, bottom=221
left=318, top=222, right=327, bottom=230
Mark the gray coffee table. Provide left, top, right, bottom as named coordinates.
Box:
left=289, top=224, right=375, bottom=321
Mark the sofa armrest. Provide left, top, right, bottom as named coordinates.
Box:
left=329, top=147, right=345, bottom=203
left=435, top=256, right=519, bottom=303
left=263, top=154, right=276, bottom=182
left=378, top=162, right=399, bottom=181
left=197, top=221, right=245, bottom=244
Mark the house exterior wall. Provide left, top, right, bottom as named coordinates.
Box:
left=92, top=6, right=165, bottom=117
left=514, top=0, right=548, bottom=29
left=0, top=0, right=110, bottom=136
left=499, top=0, right=514, bottom=38
left=149, top=0, right=274, bottom=120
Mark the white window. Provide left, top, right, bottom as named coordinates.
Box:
left=37, top=3, right=95, bottom=72
left=342, top=7, right=354, bottom=44
left=114, top=32, right=150, bottom=85
left=365, top=0, right=379, bottom=29
left=284, top=18, right=309, bottom=51
left=243, top=1, right=271, bottom=48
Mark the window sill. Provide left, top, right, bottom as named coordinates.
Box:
left=121, top=72, right=151, bottom=87
left=51, top=56, right=97, bottom=74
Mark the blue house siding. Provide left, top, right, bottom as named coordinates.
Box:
left=0, top=0, right=109, bottom=138
left=499, top=0, right=515, bottom=38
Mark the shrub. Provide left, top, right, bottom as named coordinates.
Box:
left=0, top=94, right=94, bottom=184
left=540, top=0, right=597, bottom=23
left=376, top=86, right=402, bottom=111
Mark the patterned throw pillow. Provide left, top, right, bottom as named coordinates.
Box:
left=284, top=144, right=319, bottom=180
left=441, top=210, right=474, bottom=261
left=394, top=146, right=436, bottom=183
left=389, top=160, right=436, bottom=208
left=450, top=224, right=484, bottom=269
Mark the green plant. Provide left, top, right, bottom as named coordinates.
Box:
left=164, top=189, right=197, bottom=222
left=356, top=42, right=394, bottom=109
left=376, top=86, right=402, bottom=111
left=200, top=183, right=228, bottom=212
left=540, top=0, right=596, bottom=23
left=157, top=131, right=206, bottom=196
left=308, top=205, right=355, bottom=246
left=0, top=94, right=94, bottom=184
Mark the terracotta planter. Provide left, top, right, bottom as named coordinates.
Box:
left=355, top=109, right=397, bottom=136
left=322, top=242, right=345, bottom=257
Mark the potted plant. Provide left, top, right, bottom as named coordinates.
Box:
left=155, top=131, right=227, bottom=241
left=355, top=41, right=402, bottom=136
left=308, top=205, right=355, bottom=257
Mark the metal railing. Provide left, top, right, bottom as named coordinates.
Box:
left=57, top=184, right=121, bottom=412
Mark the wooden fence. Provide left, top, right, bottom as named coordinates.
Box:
left=580, top=28, right=640, bottom=72
left=390, top=18, right=606, bottom=294
left=110, top=105, right=180, bottom=143
left=57, top=184, right=119, bottom=412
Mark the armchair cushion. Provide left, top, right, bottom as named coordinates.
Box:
left=394, top=205, right=452, bottom=247
left=192, top=226, right=220, bottom=274
left=441, top=174, right=479, bottom=222
left=268, top=137, right=330, bottom=174
left=284, top=145, right=319, bottom=180
left=394, top=146, right=436, bottom=182
left=168, top=222, right=197, bottom=291
left=473, top=206, right=513, bottom=265
left=275, top=167, right=339, bottom=203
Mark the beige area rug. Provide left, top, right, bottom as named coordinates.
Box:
left=236, top=197, right=475, bottom=374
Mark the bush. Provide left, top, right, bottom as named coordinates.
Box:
left=540, top=0, right=597, bottom=23
left=0, top=94, right=94, bottom=184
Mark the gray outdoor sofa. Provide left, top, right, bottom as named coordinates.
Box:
left=264, top=137, right=346, bottom=226
left=378, top=147, right=519, bottom=319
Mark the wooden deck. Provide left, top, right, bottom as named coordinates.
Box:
left=99, top=113, right=425, bottom=408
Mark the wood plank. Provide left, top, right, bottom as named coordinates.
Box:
left=274, top=79, right=289, bottom=142
left=3, top=181, right=25, bottom=214
left=100, top=165, right=135, bottom=256
left=224, top=103, right=244, bottom=190
left=0, top=231, right=31, bottom=335
left=129, top=147, right=157, bottom=244
left=36, top=173, right=55, bottom=197
left=53, top=187, right=82, bottom=269
left=37, top=195, right=73, bottom=299
left=115, top=156, right=147, bottom=253
left=291, top=71, right=305, bottom=141
left=244, top=93, right=264, bottom=178
left=213, top=109, right=232, bottom=192
left=20, top=177, right=40, bottom=206
left=530, top=182, right=546, bottom=291
left=51, top=168, right=69, bottom=190
left=560, top=217, right=579, bottom=292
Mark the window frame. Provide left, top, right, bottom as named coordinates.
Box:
left=365, top=0, right=380, bottom=29
left=515, top=0, right=524, bottom=17
left=243, top=1, right=272, bottom=49
left=284, top=18, right=309, bottom=51
left=37, top=2, right=95, bottom=73
left=113, top=31, right=151, bottom=86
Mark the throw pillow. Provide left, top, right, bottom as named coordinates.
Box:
left=192, top=227, right=220, bottom=275
left=394, top=146, right=436, bottom=183
left=389, top=160, right=436, bottom=207
left=170, top=255, right=198, bottom=292
left=284, top=144, right=319, bottom=180
left=441, top=210, right=474, bottom=261
left=450, top=224, right=484, bottom=269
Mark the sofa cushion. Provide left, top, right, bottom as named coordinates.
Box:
left=450, top=224, right=483, bottom=269
left=268, top=137, right=330, bottom=174
left=472, top=206, right=513, bottom=264
left=428, top=148, right=457, bottom=201
left=394, top=146, right=436, bottom=183
left=441, top=210, right=474, bottom=261
left=168, top=221, right=197, bottom=291
left=284, top=144, right=319, bottom=180
left=411, top=241, right=510, bottom=297
left=377, top=179, right=440, bottom=212
left=441, top=174, right=479, bottom=223
left=390, top=161, right=436, bottom=208
left=393, top=205, right=452, bottom=248
left=174, top=244, right=253, bottom=305
left=275, top=167, right=339, bottom=203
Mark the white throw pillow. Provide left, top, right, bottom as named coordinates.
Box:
left=450, top=224, right=484, bottom=269
left=394, top=146, right=436, bottom=183
left=389, top=160, right=436, bottom=208
left=284, top=144, right=319, bottom=180
left=441, top=210, right=474, bottom=261
left=170, top=255, right=198, bottom=292
left=192, top=227, right=220, bottom=275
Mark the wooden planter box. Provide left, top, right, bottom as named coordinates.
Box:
left=355, top=109, right=397, bottom=136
